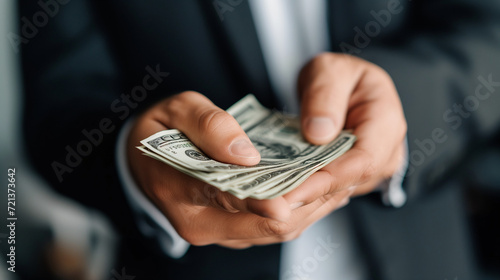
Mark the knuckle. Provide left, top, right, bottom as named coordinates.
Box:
left=191, top=185, right=211, bottom=207
left=278, top=230, right=303, bottom=243
left=301, top=53, right=332, bottom=73
left=176, top=90, right=203, bottom=101
left=161, top=98, right=184, bottom=127
left=306, top=52, right=338, bottom=72
left=318, top=169, right=340, bottom=196
left=311, top=52, right=334, bottom=64
left=213, top=192, right=239, bottom=213
left=163, top=97, right=181, bottom=112
left=149, top=182, right=172, bottom=204
left=260, top=219, right=294, bottom=237
left=284, top=229, right=305, bottom=243
left=197, top=108, right=233, bottom=137
left=175, top=225, right=195, bottom=244
left=162, top=91, right=205, bottom=124
left=320, top=192, right=336, bottom=203
left=332, top=52, right=357, bottom=65
left=177, top=225, right=209, bottom=246
left=286, top=231, right=304, bottom=242
left=369, top=64, right=397, bottom=90
left=372, top=64, right=392, bottom=81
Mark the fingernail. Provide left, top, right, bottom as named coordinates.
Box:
left=305, top=117, right=336, bottom=142
left=229, top=139, right=260, bottom=158
left=290, top=201, right=304, bottom=210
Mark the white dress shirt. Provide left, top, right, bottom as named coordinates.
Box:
left=116, top=1, right=407, bottom=279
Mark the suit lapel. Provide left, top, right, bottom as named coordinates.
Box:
left=197, top=0, right=278, bottom=109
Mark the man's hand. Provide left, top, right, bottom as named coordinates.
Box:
left=283, top=53, right=407, bottom=207
left=127, top=91, right=353, bottom=249
left=127, top=52, right=406, bottom=249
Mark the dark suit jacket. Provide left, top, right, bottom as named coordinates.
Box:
left=19, top=0, right=500, bottom=279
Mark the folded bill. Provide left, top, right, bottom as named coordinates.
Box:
left=138, top=94, right=356, bottom=200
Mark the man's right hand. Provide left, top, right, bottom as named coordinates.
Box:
left=126, top=91, right=353, bottom=249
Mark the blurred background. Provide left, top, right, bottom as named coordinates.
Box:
left=0, top=1, right=116, bottom=280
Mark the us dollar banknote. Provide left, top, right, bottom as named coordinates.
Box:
left=138, top=94, right=356, bottom=199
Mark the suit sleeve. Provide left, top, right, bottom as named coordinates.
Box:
left=19, top=0, right=129, bottom=223
left=335, top=0, right=500, bottom=200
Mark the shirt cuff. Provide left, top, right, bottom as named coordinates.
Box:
left=379, top=137, right=409, bottom=208
left=116, top=119, right=190, bottom=258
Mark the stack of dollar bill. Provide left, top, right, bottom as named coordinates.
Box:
left=138, top=95, right=356, bottom=200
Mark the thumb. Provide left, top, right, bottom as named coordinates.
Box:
left=298, top=53, right=365, bottom=145
left=155, top=91, right=261, bottom=166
